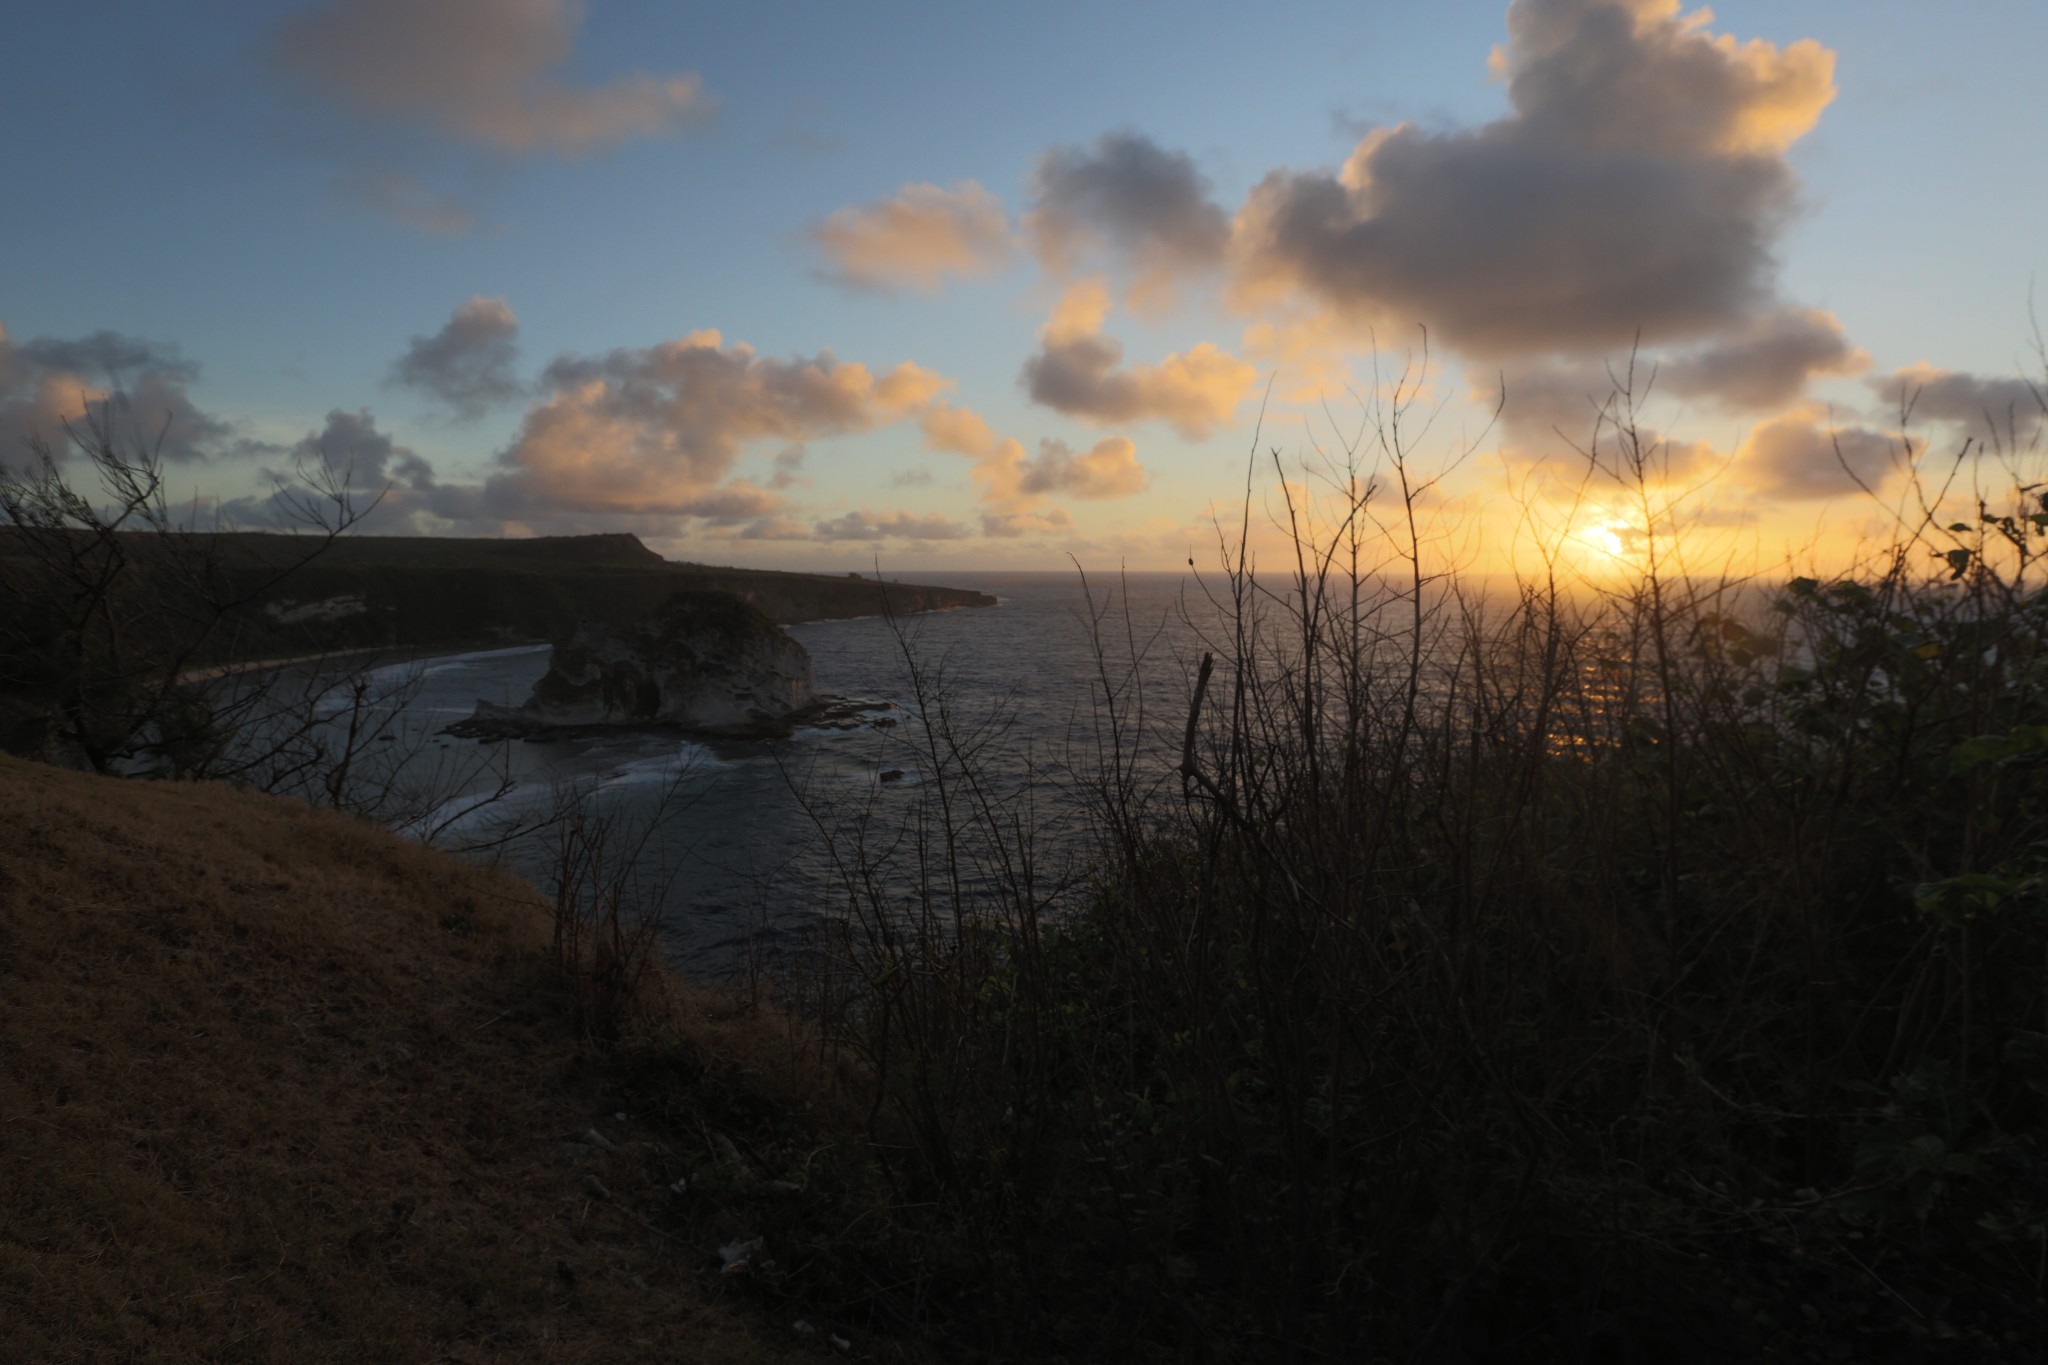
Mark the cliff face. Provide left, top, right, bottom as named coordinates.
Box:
left=489, top=591, right=813, bottom=735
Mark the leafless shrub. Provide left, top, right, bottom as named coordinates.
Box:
left=780, top=343, right=2048, bottom=1361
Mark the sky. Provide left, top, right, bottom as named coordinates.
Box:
left=2, top=0, right=2045, bottom=579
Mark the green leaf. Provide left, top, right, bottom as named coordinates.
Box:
left=1947, top=735, right=2014, bottom=775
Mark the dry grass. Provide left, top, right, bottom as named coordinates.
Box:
left=0, top=753, right=811, bottom=1364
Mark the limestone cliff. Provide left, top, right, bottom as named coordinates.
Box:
left=475, top=592, right=813, bottom=736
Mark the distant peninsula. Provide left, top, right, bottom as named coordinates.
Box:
left=7, top=531, right=995, bottom=666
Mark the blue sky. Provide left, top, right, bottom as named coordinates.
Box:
left=3, top=0, right=2044, bottom=574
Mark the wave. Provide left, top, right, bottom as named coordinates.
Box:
left=597, top=743, right=728, bottom=789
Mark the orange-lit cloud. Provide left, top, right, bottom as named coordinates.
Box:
left=272, top=0, right=712, bottom=155
left=919, top=400, right=1149, bottom=512
left=389, top=297, right=524, bottom=419
left=1022, top=282, right=1255, bottom=439
left=677, top=480, right=786, bottom=522
left=1230, top=0, right=1835, bottom=356
left=918, top=402, right=1004, bottom=460
left=483, top=331, right=948, bottom=515
left=814, top=509, right=972, bottom=542
left=812, top=182, right=1013, bottom=293
left=0, top=323, right=234, bottom=469
left=1493, top=0, right=1833, bottom=159
left=981, top=435, right=1149, bottom=505
left=1239, top=309, right=1374, bottom=402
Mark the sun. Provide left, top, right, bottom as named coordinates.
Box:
left=1577, top=517, right=1634, bottom=561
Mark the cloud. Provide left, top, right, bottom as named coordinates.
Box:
left=1739, top=409, right=1901, bottom=501
left=0, top=324, right=234, bottom=469
left=480, top=330, right=948, bottom=516
left=733, top=515, right=811, bottom=540
left=221, top=408, right=469, bottom=532
left=1239, top=309, right=1374, bottom=401
left=918, top=401, right=1149, bottom=510
left=333, top=170, right=479, bottom=235
left=917, top=402, right=1004, bottom=460
left=814, top=509, right=972, bottom=542
left=1021, top=282, right=1256, bottom=439
left=250, top=336, right=954, bottom=541
left=676, top=480, right=785, bottom=523
left=291, top=407, right=437, bottom=490
left=812, top=182, right=1012, bottom=293
left=981, top=507, right=1076, bottom=539
left=1871, top=364, right=2045, bottom=450
left=988, top=436, right=1149, bottom=503
left=1496, top=358, right=1719, bottom=483
left=1229, top=0, right=1835, bottom=356
left=767, top=445, right=807, bottom=489
left=389, top=297, right=524, bottom=419
left=1663, top=308, right=1867, bottom=408
left=271, top=0, right=712, bottom=155
left=244, top=407, right=795, bottom=540
left=1499, top=358, right=1632, bottom=443
left=1029, top=132, right=1229, bottom=308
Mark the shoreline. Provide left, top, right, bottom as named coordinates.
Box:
left=176, top=640, right=547, bottom=685
left=180, top=595, right=1001, bottom=687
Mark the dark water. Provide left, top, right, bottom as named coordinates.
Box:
left=365, top=571, right=1214, bottom=972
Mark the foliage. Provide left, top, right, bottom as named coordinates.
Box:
left=738, top=364, right=2048, bottom=1362
left=539, top=774, right=695, bottom=1043
left=0, top=400, right=371, bottom=776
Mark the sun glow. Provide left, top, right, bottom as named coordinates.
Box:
left=1581, top=518, right=1632, bottom=560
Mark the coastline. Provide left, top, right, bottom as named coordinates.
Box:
left=175, top=641, right=544, bottom=685
left=178, top=592, right=1001, bottom=687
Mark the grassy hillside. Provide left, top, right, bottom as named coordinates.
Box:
left=0, top=754, right=830, bottom=1364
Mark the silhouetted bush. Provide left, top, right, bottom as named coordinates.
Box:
left=752, top=363, right=2048, bottom=1362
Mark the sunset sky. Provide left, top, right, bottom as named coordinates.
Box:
left=3, top=0, right=2044, bottom=578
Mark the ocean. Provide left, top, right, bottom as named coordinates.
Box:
left=349, top=570, right=1215, bottom=975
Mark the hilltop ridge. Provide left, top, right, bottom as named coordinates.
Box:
left=239, top=533, right=995, bottom=651
left=0, top=529, right=996, bottom=667
left=0, top=752, right=821, bottom=1363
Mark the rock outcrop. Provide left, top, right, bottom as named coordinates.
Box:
left=464, top=591, right=813, bottom=737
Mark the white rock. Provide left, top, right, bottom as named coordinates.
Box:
left=718, top=1236, right=764, bottom=1274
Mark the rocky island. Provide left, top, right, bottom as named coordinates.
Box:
left=448, top=589, right=896, bottom=741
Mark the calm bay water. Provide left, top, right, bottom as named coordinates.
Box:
left=371, top=571, right=1213, bottom=973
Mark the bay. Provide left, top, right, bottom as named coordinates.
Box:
left=369, top=570, right=1212, bottom=974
